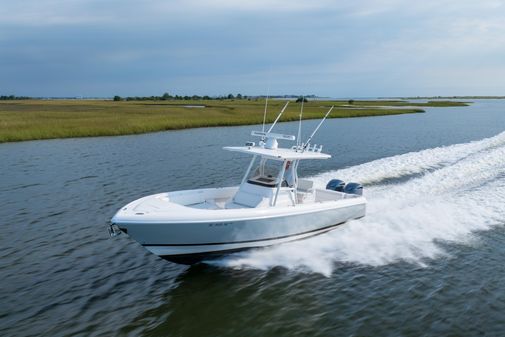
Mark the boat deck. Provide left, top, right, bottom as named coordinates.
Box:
left=183, top=189, right=358, bottom=210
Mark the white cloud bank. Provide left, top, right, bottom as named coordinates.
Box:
left=1, top=0, right=504, bottom=96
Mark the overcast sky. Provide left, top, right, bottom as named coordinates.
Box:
left=1, top=0, right=504, bottom=97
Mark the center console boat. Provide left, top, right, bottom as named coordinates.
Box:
left=110, top=103, right=366, bottom=264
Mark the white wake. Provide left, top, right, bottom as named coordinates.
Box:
left=212, top=132, right=505, bottom=276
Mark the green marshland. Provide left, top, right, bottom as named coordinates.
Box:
left=0, top=99, right=469, bottom=143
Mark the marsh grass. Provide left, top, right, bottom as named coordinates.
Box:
left=0, top=99, right=467, bottom=143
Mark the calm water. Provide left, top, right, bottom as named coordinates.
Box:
left=1, top=100, right=505, bottom=336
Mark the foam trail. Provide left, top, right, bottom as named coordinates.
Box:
left=213, top=132, right=505, bottom=276
left=316, top=131, right=505, bottom=185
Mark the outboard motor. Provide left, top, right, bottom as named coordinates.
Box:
left=343, top=182, right=363, bottom=196
left=326, top=179, right=345, bottom=192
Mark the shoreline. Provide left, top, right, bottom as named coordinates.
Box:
left=0, top=99, right=469, bottom=143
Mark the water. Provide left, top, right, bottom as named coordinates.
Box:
left=1, top=100, right=505, bottom=336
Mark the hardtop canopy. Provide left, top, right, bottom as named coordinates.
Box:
left=223, top=146, right=331, bottom=161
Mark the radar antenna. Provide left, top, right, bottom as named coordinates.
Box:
left=251, top=101, right=293, bottom=149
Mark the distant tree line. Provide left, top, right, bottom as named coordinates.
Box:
left=113, top=93, right=249, bottom=101
left=0, top=95, right=32, bottom=100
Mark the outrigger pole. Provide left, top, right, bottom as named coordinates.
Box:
left=261, top=95, right=269, bottom=133
left=297, top=96, right=304, bottom=147
left=266, top=101, right=290, bottom=133
left=302, top=105, right=334, bottom=151
left=255, top=101, right=291, bottom=147
left=262, top=66, right=272, bottom=134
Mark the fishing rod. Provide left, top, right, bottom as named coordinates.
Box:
left=266, top=101, right=290, bottom=133
left=297, top=96, right=304, bottom=147
left=302, top=105, right=334, bottom=151
left=261, top=95, right=269, bottom=134
left=253, top=101, right=292, bottom=146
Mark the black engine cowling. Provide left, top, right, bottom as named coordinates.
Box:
left=326, top=179, right=363, bottom=196
left=343, top=182, right=363, bottom=196
left=326, top=179, right=345, bottom=192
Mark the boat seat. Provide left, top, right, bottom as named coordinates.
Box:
left=298, top=179, right=314, bottom=192
left=296, top=179, right=314, bottom=204
left=232, top=190, right=264, bottom=208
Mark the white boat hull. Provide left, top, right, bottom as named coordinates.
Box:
left=144, top=221, right=349, bottom=263
left=111, top=189, right=366, bottom=264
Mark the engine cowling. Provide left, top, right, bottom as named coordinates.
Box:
left=326, top=179, right=345, bottom=192
left=344, top=182, right=363, bottom=196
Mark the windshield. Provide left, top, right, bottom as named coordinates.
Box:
left=247, top=158, right=283, bottom=187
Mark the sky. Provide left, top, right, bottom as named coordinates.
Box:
left=1, top=0, right=505, bottom=97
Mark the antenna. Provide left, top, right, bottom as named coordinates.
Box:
left=297, top=96, right=304, bottom=148
left=261, top=95, right=269, bottom=134
left=261, top=66, right=272, bottom=134
left=266, top=101, right=290, bottom=133
left=303, top=105, right=334, bottom=151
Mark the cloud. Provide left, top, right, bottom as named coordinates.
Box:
left=1, top=0, right=504, bottom=96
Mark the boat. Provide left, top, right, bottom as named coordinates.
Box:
left=109, top=102, right=366, bottom=264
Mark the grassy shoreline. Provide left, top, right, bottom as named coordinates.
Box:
left=402, top=96, right=505, bottom=100
left=0, top=99, right=469, bottom=143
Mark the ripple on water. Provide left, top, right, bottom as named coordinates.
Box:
left=1, top=103, right=505, bottom=336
